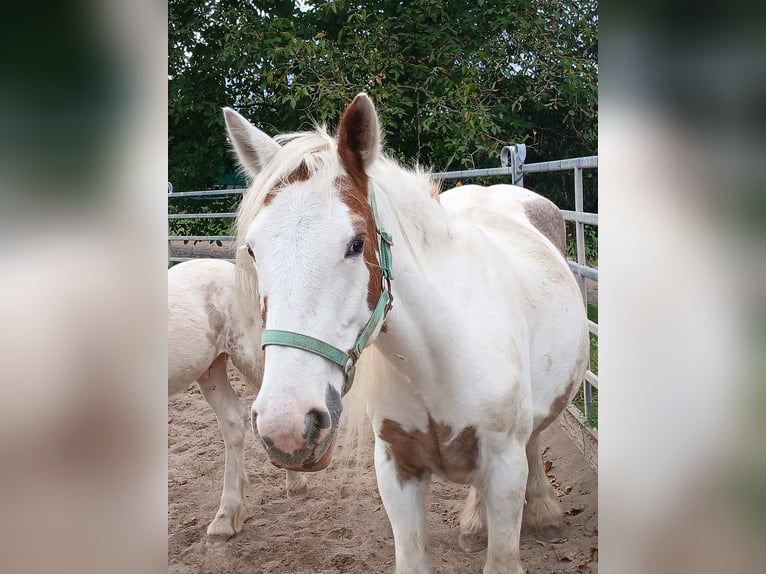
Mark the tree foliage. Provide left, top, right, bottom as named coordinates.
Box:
left=169, top=0, right=598, bottom=205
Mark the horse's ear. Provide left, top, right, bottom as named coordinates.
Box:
left=223, top=107, right=280, bottom=179
left=337, top=93, right=381, bottom=176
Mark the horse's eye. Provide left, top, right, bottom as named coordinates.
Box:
left=346, top=239, right=365, bottom=257
left=246, top=245, right=254, bottom=258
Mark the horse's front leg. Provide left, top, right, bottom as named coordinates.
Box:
left=196, top=354, right=248, bottom=544
left=374, top=436, right=431, bottom=574
left=481, top=439, right=529, bottom=574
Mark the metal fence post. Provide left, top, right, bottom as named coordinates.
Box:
left=167, top=182, right=173, bottom=266
left=573, top=167, right=593, bottom=420
left=500, top=144, right=526, bottom=187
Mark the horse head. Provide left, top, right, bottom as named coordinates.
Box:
left=224, top=94, right=388, bottom=471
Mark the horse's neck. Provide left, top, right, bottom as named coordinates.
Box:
left=372, top=164, right=452, bottom=276
left=372, top=170, right=468, bottom=394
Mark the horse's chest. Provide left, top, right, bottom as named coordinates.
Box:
left=379, top=417, right=479, bottom=485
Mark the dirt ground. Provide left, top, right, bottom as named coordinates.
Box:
left=168, top=364, right=598, bottom=574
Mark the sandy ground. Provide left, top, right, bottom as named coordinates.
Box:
left=168, top=364, right=598, bottom=574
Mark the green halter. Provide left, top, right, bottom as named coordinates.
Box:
left=260, top=185, right=394, bottom=396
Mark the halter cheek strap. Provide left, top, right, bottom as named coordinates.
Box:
left=260, top=186, right=394, bottom=397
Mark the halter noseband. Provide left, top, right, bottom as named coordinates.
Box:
left=260, top=185, right=394, bottom=397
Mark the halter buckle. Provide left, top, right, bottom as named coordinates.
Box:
left=344, top=349, right=359, bottom=376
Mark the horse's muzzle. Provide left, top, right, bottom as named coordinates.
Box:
left=251, top=383, right=342, bottom=472
left=254, top=418, right=338, bottom=472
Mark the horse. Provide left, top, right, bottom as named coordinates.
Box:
left=224, top=93, right=589, bottom=573
left=168, top=258, right=307, bottom=544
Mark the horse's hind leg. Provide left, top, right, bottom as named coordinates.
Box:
left=459, top=486, right=488, bottom=552
left=196, top=354, right=248, bottom=544
left=522, top=432, right=563, bottom=540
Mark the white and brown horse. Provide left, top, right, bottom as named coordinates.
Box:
left=168, top=258, right=307, bottom=544
left=225, top=94, right=589, bottom=573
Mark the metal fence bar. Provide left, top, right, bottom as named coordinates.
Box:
left=561, top=210, right=598, bottom=226
left=430, top=155, right=598, bottom=181
left=167, top=212, right=238, bottom=219
left=167, top=188, right=247, bottom=198
left=168, top=235, right=236, bottom=242
left=568, top=261, right=598, bottom=281
left=167, top=161, right=599, bottom=197
left=522, top=156, right=598, bottom=173
left=432, top=166, right=515, bottom=180
left=169, top=256, right=236, bottom=263
left=588, top=319, right=598, bottom=337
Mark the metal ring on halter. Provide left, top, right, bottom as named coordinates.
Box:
left=344, top=349, right=358, bottom=376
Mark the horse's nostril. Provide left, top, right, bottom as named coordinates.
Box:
left=251, top=411, right=258, bottom=434
left=303, top=412, right=318, bottom=442
left=303, top=410, right=331, bottom=443
left=314, top=410, right=332, bottom=429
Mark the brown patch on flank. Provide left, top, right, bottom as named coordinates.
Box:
left=523, top=197, right=566, bottom=257
left=202, top=282, right=226, bottom=347
left=336, top=175, right=382, bottom=313
left=379, top=417, right=479, bottom=486
left=263, top=159, right=311, bottom=206
left=538, top=378, right=580, bottom=432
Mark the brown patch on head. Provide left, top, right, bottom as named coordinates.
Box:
left=283, top=159, right=310, bottom=186
left=523, top=197, right=566, bottom=257
left=263, top=159, right=311, bottom=207
left=378, top=417, right=479, bottom=485
left=260, top=295, right=268, bottom=325
left=336, top=175, right=382, bottom=312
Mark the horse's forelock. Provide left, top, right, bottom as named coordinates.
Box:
left=235, top=129, right=336, bottom=237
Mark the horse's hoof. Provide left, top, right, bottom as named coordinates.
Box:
left=205, top=513, right=242, bottom=546
left=205, top=531, right=234, bottom=547
left=459, top=532, right=488, bottom=553
left=529, top=523, right=566, bottom=543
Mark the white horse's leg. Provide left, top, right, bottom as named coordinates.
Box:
left=196, top=354, right=248, bottom=544
left=285, top=470, right=308, bottom=496
left=374, top=437, right=431, bottom=574
left=459, top=486, right=488, bottom=552
left=522, top=432, right=563, bottom=539
left=482, top=441, right=528, bottom=574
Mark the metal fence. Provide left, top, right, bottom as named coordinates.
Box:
left=168, top=145, right=599, bottom=433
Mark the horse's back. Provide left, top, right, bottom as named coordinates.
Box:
left=440, top=184, right=588, bottom=429
left=168, top=259, right=238, bottom=394
left=440, top=184, right=565, bottom=256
